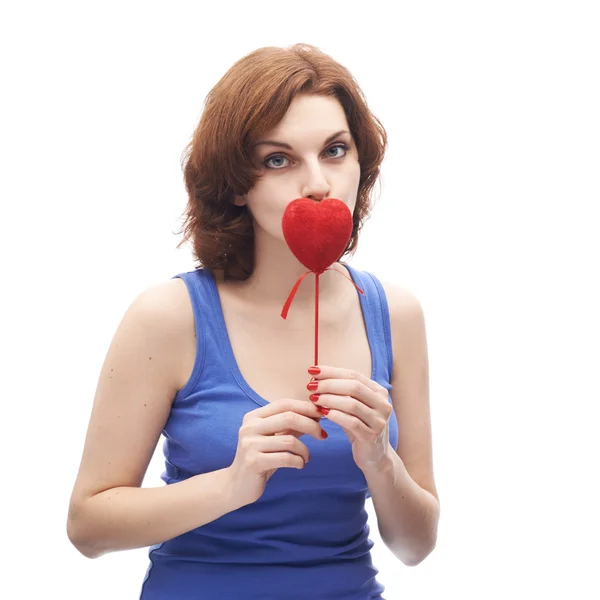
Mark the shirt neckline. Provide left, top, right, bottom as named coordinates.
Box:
left=205, top=262, right=376, bottom=408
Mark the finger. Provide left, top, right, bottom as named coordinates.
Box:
left=261, top=412, right=325, bottom=441
left=315, top=394, right=376, bottom=429
left=314, top=378, right=379, bottom=411
left=309, top=366, right=384, bottom=395
left=252, top=398, right=322, bottom=420
left=275, top=415, right=322, bottom=438
left=259, top=436, right=310, bottom=465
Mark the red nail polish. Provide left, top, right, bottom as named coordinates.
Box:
left=307, top=381, right=319, bottom=391
left=316, top=406, right=329, bottom=416
left=309, top=394, right=320, bottom=402
left=308, top=366, right=321, bottom=375
left=321, top=429, right=328, bottom=438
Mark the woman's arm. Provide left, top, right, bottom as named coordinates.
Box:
left=66, top=280, right=241, bottom=559
left=68, top=467, right=241, bottom=559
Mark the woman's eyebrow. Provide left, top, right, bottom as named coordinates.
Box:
left=251, top=129, right=351, bottom=150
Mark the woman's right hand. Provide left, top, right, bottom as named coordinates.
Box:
left=227, top=399, right=327, bottom=506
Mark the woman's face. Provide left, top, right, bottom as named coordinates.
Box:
left=236, top=94, right=361, bottom=243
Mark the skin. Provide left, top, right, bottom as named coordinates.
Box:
left=224, top=92, right=362, bottom=309
left=212, top=94, right=438, bottom=559
left=66, top=91, right=438, bottom=564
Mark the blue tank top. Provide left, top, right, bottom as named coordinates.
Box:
left=139, top=262, right=399, bottom=600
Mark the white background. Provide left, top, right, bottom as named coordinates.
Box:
left=1, top=1, right=599, bottom=598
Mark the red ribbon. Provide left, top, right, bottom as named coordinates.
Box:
left=281, top=267, right=365, bottom=367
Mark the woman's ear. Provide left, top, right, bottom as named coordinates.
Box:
left=232, top=195, right=247, bottom=207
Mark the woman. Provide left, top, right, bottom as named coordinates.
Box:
left=67, top=43, right=440, bottom=599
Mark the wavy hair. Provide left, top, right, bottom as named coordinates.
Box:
left=174, top=43, right=388, bottom=280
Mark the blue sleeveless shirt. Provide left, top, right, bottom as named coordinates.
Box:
left=139, top=262, right=399, bottom=599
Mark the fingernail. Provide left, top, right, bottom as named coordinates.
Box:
left=321, top=429, right=328, bottom=439
left=307, top=381, right=319, bottom=391
left=308, top=366, right=321, bottom=375
left=309, top=394, right=320, bottom=402
left=316, top=406, right=329, bottom=416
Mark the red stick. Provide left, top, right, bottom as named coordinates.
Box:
left=280, top=267, right=366, bottom=371
left=314, top=272, right=320, bottom=367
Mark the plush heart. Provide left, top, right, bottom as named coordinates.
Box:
left=282, top=198, right=353, bottom=273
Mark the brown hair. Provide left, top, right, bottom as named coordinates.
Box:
left=174, top=43, right=388, bottom=280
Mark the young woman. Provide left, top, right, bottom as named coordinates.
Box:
left=67, top=43, right=440, bottom=599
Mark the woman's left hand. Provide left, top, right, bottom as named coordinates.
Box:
left=306, top=365, right=394, bottom=471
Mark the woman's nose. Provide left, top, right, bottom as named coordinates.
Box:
left=304, top=192, right=329, bottom=202
left=301, top=175, right=330, bottom=200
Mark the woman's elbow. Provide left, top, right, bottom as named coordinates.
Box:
left=66, top=502, right=102, bottom=559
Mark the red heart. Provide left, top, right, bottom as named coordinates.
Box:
left=282, top=198, right=353, bottom=273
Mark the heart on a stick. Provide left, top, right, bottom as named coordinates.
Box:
left=282, top=198, right=353, bottom=273
left=279, top=197, right=365, bottom=366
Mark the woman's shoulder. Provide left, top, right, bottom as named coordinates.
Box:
left=132, top=278, right=197, bottom=392
left=345, top=265, right=415, bottom=308
left=136, top=277, right=195, bottom=328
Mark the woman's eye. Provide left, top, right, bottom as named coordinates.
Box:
left=264, top=143, right=349, bottom=169
left=325, top=143, right=348, bottom=158
left=265, top=155, right=288, bottom=169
